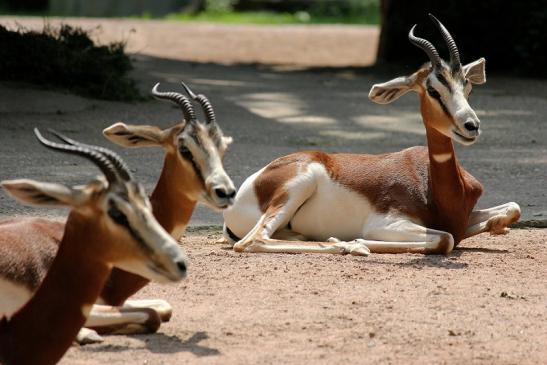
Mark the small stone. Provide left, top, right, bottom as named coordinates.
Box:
left=500, top=291, right=517, bottom=299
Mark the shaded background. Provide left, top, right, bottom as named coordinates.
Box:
left=2, top=0, right=546, bottom=76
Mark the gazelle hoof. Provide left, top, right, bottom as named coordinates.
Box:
left=347, top=239, right=371, bottom=256
left=76, top=328, right=103, bottom=345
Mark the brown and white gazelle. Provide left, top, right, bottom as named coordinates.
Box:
left=98, top=82, right=235, bottom=307
left=7, top=82, right=235, bottom=340
left=223, top=15, right=521, bottom=255
left=0, top=129, right=187, bottom=365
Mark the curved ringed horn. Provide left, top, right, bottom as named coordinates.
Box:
left=408, top=24, right=442, bottom=69
left=34, top=128, right=119, bottom=184
left=429, top=14, right=461, bottom=69
left=47, top=129, right=133, bottom=181
left=152, top=83, right=196, bottom=123
left=181, top=81, right=216, bottom=125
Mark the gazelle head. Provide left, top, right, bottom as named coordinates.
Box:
left=369, top=14, right=486, bottom=146
left=103, top=82, right=236, bottom=210
left=1, top=129, right=188, bottom=283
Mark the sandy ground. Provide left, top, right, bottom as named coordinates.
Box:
left=0, top=17, right=378, bottom=67
left=0, top=17, right=546, bottom=365
left=59, top=229, right=547, bottom=365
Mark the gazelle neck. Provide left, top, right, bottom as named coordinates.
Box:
left=0, top=211, right=112, bottom=365
left=425, top=126, right=459, bottom=176
left=150, top=152, right=197, bottom=239
left=422, top=115, right=472, bottom=241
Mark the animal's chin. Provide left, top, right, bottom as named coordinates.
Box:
left=200, top=193, right=232, bottom=211
left=452, top=129, right=478, bottom=146
left=115, top=260, right=180, bottom=283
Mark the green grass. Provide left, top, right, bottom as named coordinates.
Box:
left=161, top=9, right=379, bottom=25
left=0, top=5, right=379, bottom=26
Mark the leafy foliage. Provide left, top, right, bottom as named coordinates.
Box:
left=166, top=0, right=380, bottom=25
left=0, top=24, right=141, bottom=100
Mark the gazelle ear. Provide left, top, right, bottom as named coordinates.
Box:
left=103, top=122, right=184, bottom=149
left=1, top=179, right=93, bottom=208
left=222, top=136, right=233, bottom=146
left=463, top=57, right=486, bottom=85
left=369, top=68, right=426, bottom=104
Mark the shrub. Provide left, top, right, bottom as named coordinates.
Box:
left=0, top=24, right=142, bottom=101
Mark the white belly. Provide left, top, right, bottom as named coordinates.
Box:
left=223, top=167, right=265, bottom=239
left=290, top=167, right=373, bottom=241
left=0, top=277, right=32, bottom=319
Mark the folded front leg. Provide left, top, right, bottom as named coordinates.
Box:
left=464, top=202, right=521, bottom=238
left=363, top=217, right=454, bottom=254
left=84, top=304, right=161, bottom=335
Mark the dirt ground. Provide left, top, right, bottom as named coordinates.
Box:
left=0, top=17, right=378, bottom=67
left=0, top=17, right=546, bottom=365
left=59, top=229, right=547, bottom=365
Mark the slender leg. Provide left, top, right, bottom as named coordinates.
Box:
left=84, top=305, right=161, bottom=335
left=233, top=207, right=370, bottom=256
left=464, top=202, right=521, bottom=238
left=122, top=299, right=172, bottom=322
left=235, top=213, right=453, bottom=255
left=363, top=219, right=454, bottom=254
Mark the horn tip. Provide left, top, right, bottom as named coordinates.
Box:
left=409, top=24, right=418, bottom=35
left=33, top=127, right=43, bottom=139
left=180, top=81, right=197, bottom=98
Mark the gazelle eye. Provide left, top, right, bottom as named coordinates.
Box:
left=427, top=87, right=441, bottom=99
left=108, top=202, right=129, bottom=227
left=179, top=145, right=193, bottom=161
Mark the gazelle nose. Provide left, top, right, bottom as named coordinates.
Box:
left=176, top=260, right=187, bottom=277
left=464, top=120, right=480, bottom=132
left=214, top=187, right=236, bottom=200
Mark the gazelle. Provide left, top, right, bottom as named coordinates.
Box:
left=98, top=82, right=235, bottom=308
left=0, top=129, right=187, bottom=365
left=223, top=14, right=521, bottom=255
left=11, top=82, right=235, bottom=340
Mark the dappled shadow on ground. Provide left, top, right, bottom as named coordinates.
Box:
left=146, top=331, right=220, bottom=356
left=365, top=243, right=510, bottom=269
left=455, top=246, right=509, bottom=254
left=82, top=331, right=220, bottom=357
left=366, top=255, right=468, bottom=270
left=1, top=53, right=544, bottom=222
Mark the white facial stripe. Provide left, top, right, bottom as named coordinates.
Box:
left=430, top=74, right=476, bottom=122
left=187, top=128, right=228, bottom=184
left=430, top=74, right=452, bottom=100
left=107, top=184, right=187, bottom=282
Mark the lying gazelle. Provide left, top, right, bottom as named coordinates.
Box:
left=40, top=82, right=235, bottom=333
left=223, top=14, right=521, bottom=255
left=0, top=129, right=187, bottom=365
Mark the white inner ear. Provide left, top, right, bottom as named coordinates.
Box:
left=103, top=122, right=164, bottom=148
left=222, top=136, right=233, bottom=146
left=368, top=75, right=417, bottom=105
left=463, top=58, right=486, bottom=85
left=1, top=179, right=91, bottom=208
